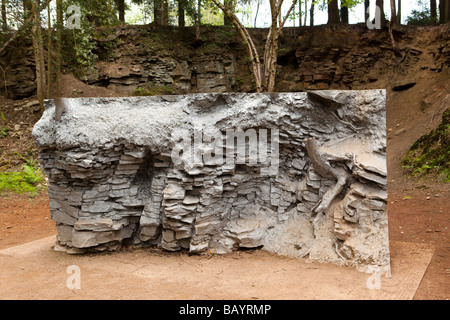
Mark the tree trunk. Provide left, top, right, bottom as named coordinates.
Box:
left=154, top=0, right=161, bottom=25
left=254, top=0, right=260, bottom=27
left=376, top=0, right=386, bottom=28
left=341, top=5, right=349, bottom=24
left=298, top=0, right=302, bottom=27
left=431, top=0, right=437, bottom=21
left=162, top=0, right=168, bottom=25
left=263, top=0, right=297, bottom=92
left=396, top=0, right=401, bottom=24
left=178, top=0, right=185, bottom=27
left=1, top=0, right=6, bottom=31
left=31, top=0, right=46, bottom=112
left=211, top=0, right=296, bottom=93
left=264, top=0, right=279, bottom=92
left=195, top=0, right=201, bottom=40
left=47, top=3, right=52, bottom=98
left=447, top=0, right=450, bottom=22
left=439, top=0, right=449, bottom=23
left=224, top=0, right=233, bottom=26
left=117, top=0, right=125, bottom=23
left=389, top=0, right=400, bottom=56
left=197, top=0, right=201, bottom=26
left=153, top=0, right=168, bottom=25
left=56, top=0, right=62, bottom=97
left=310, top=0, right=314, bottom=27
left=365, top=0, right=370, bottom=22
left=392, top=0, right=396, bottom=20
left=327, top=0, right=340, bottom=24
left=211, top=0, right=262, bottom=90
left=304, top=0, right=308, bottom=26
left=445, top=0, right=450, bottom=23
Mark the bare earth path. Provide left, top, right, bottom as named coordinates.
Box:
left=0, top=184, right=448, bottom=300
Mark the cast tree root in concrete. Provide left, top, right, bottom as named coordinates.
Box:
left=33, top=91, right=390, bottom=276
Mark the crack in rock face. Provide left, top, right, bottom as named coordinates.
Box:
left=33, top=91, right=390, bottom=276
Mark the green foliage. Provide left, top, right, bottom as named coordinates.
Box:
left=402, top=109, right=450, bottom=182
left=130, top=0, right=200, bottom=25
left=406, top=0, right=438, bottom=25
left=0, top=164, right=44, bottom=198
left=339, top=0, right=364, bottom=9
left=58, top=0, right=121, bottom=78
left=22, top=164, right=44, bottom=185
left=406, top=10, right=437, bottom=25
left=0, top=126, right=8, bottom=138
left=14, top=150, right=39, bottom=167
left=0, top=151, right=44, bottom=197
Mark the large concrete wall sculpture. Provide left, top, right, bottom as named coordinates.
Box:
left=33, top=91, right=390, bottom=276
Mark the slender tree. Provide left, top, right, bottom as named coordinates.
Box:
left=441, top=0, right=450, bottom=23
left=430, top=0, right=437, bottom=21
left=31, top=0, right=47, bottom=112
left=396, top=0, right=401, bottom=23
left=1, top=0, right=6, bottom=31
left=178, top=0, right=186, bottom=26
left=389, top=0, right=400, bottom=56
left=154, top=0, right=169, bottom=25
left=439, top=0, right=445, bottom=23
left=162, top=0, right=168, bottom=25
left=223, top=0, right=234, bottom=26
left=341, top=3, right=349, bottom=24
left=376, top=0, right=386, bottom=28
left=304, top=0, right=308, bottom=26
left=195, top=0, right=201, bottom=40
left=264, top=0, right=299, bottom=92
left=116, top=0, right=125, bottom=23
left=154, top=0, right=161, bottom=25
left=328, top=0, right=340, bottom=24
left=56, top=0, right=62, bottom=97
left=197, top=0, right=201, bottom=26
left=46, top=2, right=52, bottom=98
left=254, top=0, right=261, bottom=27
left=211, top=0, right=298, bottom=92
left=365, top=0, right=370, bottom=21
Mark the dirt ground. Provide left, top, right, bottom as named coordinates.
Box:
left=0, top=177, right=448, bottom=300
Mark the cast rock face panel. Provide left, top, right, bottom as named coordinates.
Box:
left=33, top=91, right=389, bottom=276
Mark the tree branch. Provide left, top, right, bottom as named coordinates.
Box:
left=280, top=0, right=298, bottom=31
left=0, top=0, right=51, bottom=56
left=210, top=0, right=262, bottom=91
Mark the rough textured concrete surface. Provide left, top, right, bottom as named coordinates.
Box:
left=33, top=91, right=389, bottom=276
